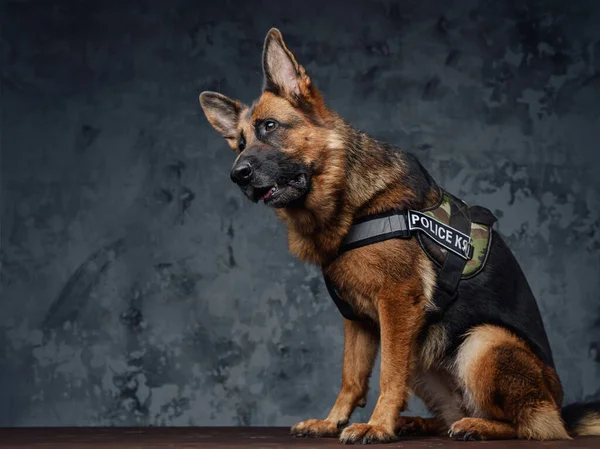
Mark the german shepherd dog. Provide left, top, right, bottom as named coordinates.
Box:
left=199, top=29, right=600, bottom=444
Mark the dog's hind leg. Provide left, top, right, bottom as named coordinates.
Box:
left=452, top=324, right=570, bottom=441
left=396, top=416, right=447, bottom=437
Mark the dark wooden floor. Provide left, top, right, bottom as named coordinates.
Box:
left=1, top=427, right=599, bottom=448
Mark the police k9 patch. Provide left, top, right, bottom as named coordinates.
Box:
left=407, top=210, right=473, bottom=260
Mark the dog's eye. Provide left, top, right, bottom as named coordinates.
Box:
left=238, top=135, right=246, bottom=151
left=263, top=120, right=278, bottom=133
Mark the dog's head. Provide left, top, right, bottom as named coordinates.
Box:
left=199, top=29, right=335, bottom=208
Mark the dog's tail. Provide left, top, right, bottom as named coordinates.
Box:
left=561, top=402, right=600, bottom=437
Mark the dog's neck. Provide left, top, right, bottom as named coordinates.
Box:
left=275, top=117, right=440, bottom=266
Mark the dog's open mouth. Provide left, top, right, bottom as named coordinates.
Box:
left=249, top=173, right=308, bottom=207
left=255, top=185, right=278, bottom=202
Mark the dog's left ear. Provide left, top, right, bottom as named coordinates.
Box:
left=262, top=28, right=312, bottom=101
left=199, top=91, right=242, bottom=140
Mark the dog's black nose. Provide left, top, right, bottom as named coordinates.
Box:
left=230, top=161, right=253, bottom=185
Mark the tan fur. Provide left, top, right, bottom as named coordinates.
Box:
left=453, top=325, right=570, bottom=440
left=417, top=324, right=449, bottom=372
left=518, top=403, right=571, bottom=440
left=411, top=367, right=464, bottom=428
left=453, top=325, right=523, bottom=416
left=326, top=131, right=345, bottom=150
left=572, top=411, right=600, bottom=436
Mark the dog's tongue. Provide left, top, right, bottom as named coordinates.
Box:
left=260, top=187, right=276, bottom=201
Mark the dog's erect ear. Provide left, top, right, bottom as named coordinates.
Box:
left=262, top=28, right=311, bottom=100
left=199, top=91, right=242, bottom=138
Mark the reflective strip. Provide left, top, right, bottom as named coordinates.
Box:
left=342, top=213, right=409, bottom=246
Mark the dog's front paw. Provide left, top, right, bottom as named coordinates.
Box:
left=291, top=418, right=342, bottom=438
left=339, top=423, right=396, bottom=445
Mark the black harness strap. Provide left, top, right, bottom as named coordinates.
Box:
left=433, top=198, right=471, bottom=312
left=324, top=276, right=362, bottom=321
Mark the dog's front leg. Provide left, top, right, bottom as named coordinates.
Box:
left=291, top=319, right=379, bottom=438
left=340, top=286, right=422, bottom=444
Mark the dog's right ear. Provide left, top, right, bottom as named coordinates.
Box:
left=262, top=28, right=312, bottom=102
left=199, top=91, right=242, bottom=139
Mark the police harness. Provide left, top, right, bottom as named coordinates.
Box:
left=324, top=189, right=498, bottom=321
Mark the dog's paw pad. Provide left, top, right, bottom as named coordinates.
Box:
left=340, top=423, right=396, bottom=445
left=291, top=419, right=341, bottom=438
left=448, top=422, right=484, bottom=441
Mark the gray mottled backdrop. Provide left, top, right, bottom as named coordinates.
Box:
left=1, top=0, right=599, bottom=427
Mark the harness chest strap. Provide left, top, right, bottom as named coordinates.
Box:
left=323, top=197, right=497, bottom=321
left=344, top=210, right=473, bottom=260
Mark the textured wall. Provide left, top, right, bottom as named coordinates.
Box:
left=1, top=0, right=599, bottom=427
